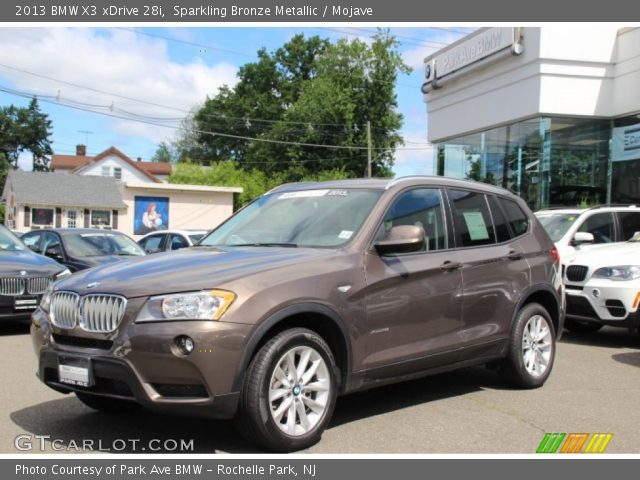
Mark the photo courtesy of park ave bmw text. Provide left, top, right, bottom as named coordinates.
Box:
left=1, top=0, right=640, bottom=478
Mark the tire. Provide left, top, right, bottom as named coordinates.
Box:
left=235, top=328, right=338, bottom=452
left=500, top=302, right=556, bottom=389
left=75, top=392, right=141, bottom=412
left=565, top=318, right=603, bottom=333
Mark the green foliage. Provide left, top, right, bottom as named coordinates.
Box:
left=177, top=31, right=409, bottom=178
left=0, top=98, right=53, bottom=187
left=0, top=203, right=4, bottom=223
left=151, top=142, right=174, bottom=163
left=169, top=162, right=349, bottom=209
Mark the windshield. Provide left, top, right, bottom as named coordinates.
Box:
left=536, top=213, right=580, bottom=242
left=0, top=226, right=25, bottom=252
left=63, top=233, right=146, bottom=257
left=200, top=189, right=382, bottom=248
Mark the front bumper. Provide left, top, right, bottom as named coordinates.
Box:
left=0, top=294, right=41, bottom=320
left=31, top=307, right=253, bottom=419
left=565, top=281, right=640, bottom=328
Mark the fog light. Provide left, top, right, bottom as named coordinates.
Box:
left=176, top=335, right=195, bottom=355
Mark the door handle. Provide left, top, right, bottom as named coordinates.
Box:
left=440, top=260, right=462, bottom=272
left=508, top=250, right=523, bottom=260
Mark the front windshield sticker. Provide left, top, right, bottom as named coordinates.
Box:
left=338, top=230, right=353, bottom=240
left=463, top=211, right=490, bottom=241
left=278, top=190, right=329, bottom=199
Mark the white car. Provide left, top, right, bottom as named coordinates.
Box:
left=562, top=235, right=640, bottom=334
left=137, top=229, right=208, bottom=254
left=535, top=205, right=640, bottom=259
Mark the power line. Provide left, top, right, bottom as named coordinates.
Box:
left=0, top=62, right=420, bottom=132
left=0, top=84, right=434, bottom=152
left=316, top=27, right=454, bottom=48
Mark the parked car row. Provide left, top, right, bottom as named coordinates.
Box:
left=5, top=177, right=640, bottom=452
left=535, top=205, right=640, bottom=335
left=28, top=177, right=564, bottom=452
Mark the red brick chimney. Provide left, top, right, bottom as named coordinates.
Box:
left=76, top=144, right=87, bottom=156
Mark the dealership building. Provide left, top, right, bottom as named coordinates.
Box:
left=423, top=26, right=640, bottom=209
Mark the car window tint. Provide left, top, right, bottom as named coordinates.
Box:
left=618, top=212, right=640, bottom=240
left=499, top=198, right=530, bottom=237
left=22, top=232, right=41, bottom=248
left=488, top=196, right=511, bottom=243
left=170, top=234, right=189, bottom=250
left=449, top=190, right=496, bottom=247
left=578, top=212, right=615, bottom=244
left=141, top=234, right=165, bottom=252
left=41, top=232, right=61, bottom=251
left=381, top=188, right=447, bottom=251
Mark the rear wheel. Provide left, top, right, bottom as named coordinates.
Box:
left=75, top=392, right=140, bottom=412
left=235, top=328, right=338, bottom=452
left=500, top=303, right=556, bottom=389
left=565, top=318, right=603, bottom=333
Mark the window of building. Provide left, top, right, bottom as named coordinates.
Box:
left=113, top=167, right=122, bottom=180
left=101, top=166, right=110, bottom=177
left=32, top=208, right=54, bottom=226
left=449, top=189, right=495, bottom=247
left=91, top=210, right=111, bottom=228
left=67, top=210, right=78, bottom=228
left=378, top=188, right=448, bottom=251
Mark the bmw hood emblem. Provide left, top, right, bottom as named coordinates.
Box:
left=19, top=270, right=27, bottom=276
left=86, top=282, right=100, bottom=289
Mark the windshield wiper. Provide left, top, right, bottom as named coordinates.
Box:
left=230, top=243, right=298, bottom=248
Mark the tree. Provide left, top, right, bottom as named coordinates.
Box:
left=0, top=97, right=53, bottom=186
left=181, top=31, right=410, bottom=180
left=151, top=142, right=174, bottom=163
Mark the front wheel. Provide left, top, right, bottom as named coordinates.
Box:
left=235, top=328, right=338, bottom=452
left=500, top=303, right=556, bottom=389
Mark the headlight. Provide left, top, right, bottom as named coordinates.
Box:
left=135, top=290, right=236, bottom=322
left=56, top=268, right=72, bottom=279
left=592, top=265, right=640, bottom=281
left=40, top=285, right=54, bottom=313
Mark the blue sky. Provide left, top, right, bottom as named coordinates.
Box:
left=0, top=27, right=472, bottom=176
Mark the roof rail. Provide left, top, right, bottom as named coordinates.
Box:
left=586, top=204, right=637, bottom=210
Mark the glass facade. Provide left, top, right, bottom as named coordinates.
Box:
left=435, top=116, right=614, bottom=210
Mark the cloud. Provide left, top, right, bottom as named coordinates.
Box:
left=0, top=28, right=238, bottom=143
left=401, top=30, right=467, bottom=70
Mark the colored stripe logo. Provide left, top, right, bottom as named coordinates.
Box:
left=537, top=433, right=613, bottom=453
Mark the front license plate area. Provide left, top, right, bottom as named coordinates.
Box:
left=58, top=355, right=93, bottom=387
left=13, top=296, right=38, bottom=311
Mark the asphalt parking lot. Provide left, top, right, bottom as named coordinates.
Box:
left=2, top=320, right=639, bottom=454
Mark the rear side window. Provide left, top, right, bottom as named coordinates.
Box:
left=618, top=212, right=640, bottom=240
left=449, top=189, right=495, bottom=247
left=499, top=198, right=530, bottom=237
left=488, top=196, right=511, bottom=243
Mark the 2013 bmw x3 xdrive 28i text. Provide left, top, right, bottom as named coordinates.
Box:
left=31, top=177, right=564, bottom=451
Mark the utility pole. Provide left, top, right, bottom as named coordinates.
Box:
left=366, top=120, right=372, bottom=178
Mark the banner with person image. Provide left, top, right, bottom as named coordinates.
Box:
left=134, top=196, right=169, bottom=235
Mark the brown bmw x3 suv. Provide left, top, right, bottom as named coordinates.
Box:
left=31, top=177, right=564, bottom=451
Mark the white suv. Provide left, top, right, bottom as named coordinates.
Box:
left=562, top=235, right=640, bottom=334
left=535, top=205, right=640, bottom=259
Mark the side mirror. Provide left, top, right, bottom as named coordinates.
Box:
left=374, top=225, right=425, bottom=255
left=572, top=232, right=595, bottom=246
left=27, top=244, right=41, bottom=253
left=44, top=245, right=64, bottom=261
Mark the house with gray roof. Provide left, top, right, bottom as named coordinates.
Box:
left=2, top=167, right=242, bottom=238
